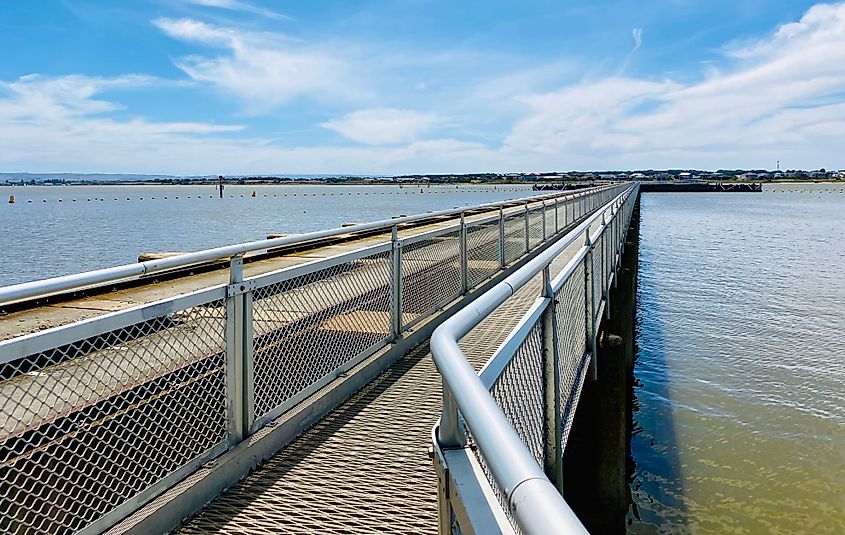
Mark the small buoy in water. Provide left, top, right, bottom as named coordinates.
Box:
left=43, top=199, right=47, bottom=202
left=27, top=199, right=32, bottom=203
left=58, top=199, right=63, bottom=202
left=251, top=191, right=256, bottom=197
left=8, top=195, right=14, bottom=204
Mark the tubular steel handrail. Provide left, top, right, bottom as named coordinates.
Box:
left=430, top=183, right=638, bottom=535
left=0, top=186, right=612, bottom=307
left=0, top=184, right=624, bottom=535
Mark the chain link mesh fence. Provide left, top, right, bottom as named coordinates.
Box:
left=465, top=219, right=501, bottom=289
left=591, top=230, right=605, bottom=323
left=503, top=211, right=526, bottom=265
left=544, top=204, right=556, bottom=238
left=553, top=262, right=589, bottom=450
left=469, top=321, right=546, bottom=530
left=401, top=230, right=462, bottom=327
left=0, top=292, right=229, bottom=534
left=250, top=250, right=392, bottom=422
left=528, top=207, right=545, bottom=249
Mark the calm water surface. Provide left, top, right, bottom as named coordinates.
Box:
left=0, top=184, right=532, bottom=286
left=629, top=184, right=845, bottom=534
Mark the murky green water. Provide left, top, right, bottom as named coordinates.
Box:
left=629, top=184, right=845, bottom=534
left=0, top=183, right=531, bottom=286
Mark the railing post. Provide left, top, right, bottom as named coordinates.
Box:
left=439, top=385, right=466, bottom=447
left=390, top=225, right=403, bottom=338
left=225, top=254, right=247, bottom=444
left=460, top=212, right=469, bottom=294
left=584, top=229, right=598, bottom=380
left=541, top=265, right=563, bottom=490
left=498, top=206, right=506, bottom=269
left=524, top=202, right=530, bottom=253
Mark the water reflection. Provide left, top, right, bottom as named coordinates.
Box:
left=628, top=185, right=845, bottom=533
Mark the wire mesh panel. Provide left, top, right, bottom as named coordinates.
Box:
left=606, top=216, right=616, bottom=281
left=489, top=322, right=545, bottom=464
left=553, top=262, right=589, bottom=450
left=528, top=207, right=544, bottom=249
left=0, top=291, right=229, bottom=534
left=503, top=211, right=526, bottom=265
left=591, top=230, right=605, bottom=324
left=250, top=249, right=392, bottom=423
left=556, top=199, right=567, bottom=231
left=466, top=218, right=501, bottom=289
left=401, top=229, right=462, bottom=327
left=468, top=320, right=546, bottom=530
left=544, top=204, right=556, bottom=238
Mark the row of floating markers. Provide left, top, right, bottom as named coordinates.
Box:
left=768, top=189, right=844, bottom=192
left=6, top=188, right=529, bottom=204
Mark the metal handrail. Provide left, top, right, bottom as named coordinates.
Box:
left=430, top=183, right=637, bottom=535
left=0, top=186, right=613, bottom=307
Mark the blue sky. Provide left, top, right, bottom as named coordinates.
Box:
left=1, top=0, right=842, bottom=174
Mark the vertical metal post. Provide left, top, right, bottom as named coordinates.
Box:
left=242, top=288, right=255, bottom=433
left=439, top=385, right=466, bottom=447
left=390, top=225, right=403, bottom=338
left=584, top=229, right=598, bottom=380
left=541, top=266, right=563, bottom=490
left=459, top=212, right=469, bottom=294
left=524, top=203, right=530, bottom=253
left=498, top=206, right=506, bottom=269
left=225, top=255, right=246, bottom=444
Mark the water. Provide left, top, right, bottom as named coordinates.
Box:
left=0, top=183, right=532, bottom=286
left=629, top=184, right=845, bottom=534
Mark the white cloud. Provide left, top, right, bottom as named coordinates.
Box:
left=322, top=108, right=441, bottom=145
left=154, top=18, right=361, bottom=112
left=182, top=0, right=290, bottom=21
left=4, top=3, right=845, bottom=174
left=502, top=2, right=845, bottom=169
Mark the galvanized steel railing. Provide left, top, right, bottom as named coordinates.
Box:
left=0, top=184, right=624, bottom=534
left=430, top=183, right=638, bottom=535
left=0, top=187, right=605, bottom=307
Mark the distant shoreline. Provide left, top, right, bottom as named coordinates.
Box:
left=1, top=178, right=841, bottom=187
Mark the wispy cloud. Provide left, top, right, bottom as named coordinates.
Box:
left=503, top=2, right=845, bottom=169
left=4, top=3, right=845, bottom=173
left=154, top=18, right=362, bottom=112
left=619, top=27, right=643, bottom=73
left=322, top=108, right=441, bottom=145
left=632, top=27, right=643, bottom=51
left=181, top=0, right=290, bottom=21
